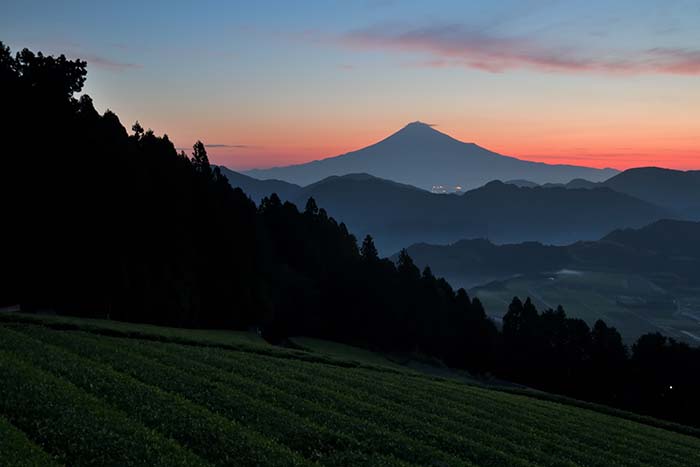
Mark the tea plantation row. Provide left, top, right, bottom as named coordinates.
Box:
left=0, top=321, right=699, bottom=466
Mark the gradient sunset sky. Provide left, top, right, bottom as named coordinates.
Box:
left=3, top=0, right=699, bottom=170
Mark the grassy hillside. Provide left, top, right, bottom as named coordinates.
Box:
left=0, top=311, right=269, bottom=348
left=1, top=315, right=699, bottom=466
left=289, top=337, right=406, bottom=370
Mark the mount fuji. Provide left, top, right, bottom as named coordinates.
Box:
left=245, top=122, right=618, bottom=190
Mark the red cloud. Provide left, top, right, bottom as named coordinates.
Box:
left=340, top=24, right=700, bottom=75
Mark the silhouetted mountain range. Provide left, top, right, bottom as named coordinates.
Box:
left=278, top=174, right=669, bottom=252
left=600, top=218, right=700, bottom=261
left=541, top=179, right=599, bottom=189
left=400, top=219, right=700, bottom=344
left=603, top=168, right=700, bottom=219
left=245, top=122, right=618, bottom=190
left=218, top=166, right=300, bottom=203
left=505, top=168, right=700, bottom=219
left=224, top=163, right=697, bottom=253
left=401, top=219, right=700, bottom=289
left=505, top=179, right=541, bottom=188
left=292, top=173, right=466, bottom=252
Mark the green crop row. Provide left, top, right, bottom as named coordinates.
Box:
left=125, top=338, right=554, bottom=467
left=39, top=329, right=580, bottom=467
left=103, top=337, right=487, bottom=467
left=199, top=338, right=700, bottom=461
left=6, top=323, right=700, bottom=467
left=136, top=334, right=700, bottom=467
left=5, top=311, right=696, bottom=439
left=365, top=367, right=700, bottom=459
left=14, top=325, right=420, bottom=467
left=240, top=346, right=700, bottom=466
left=0, top=349, right=207, bottom=467
left=0, top=416, right=60, bottom=467
left=255, top=355, right=665, bottom=466
left=164, top=343, right=611, bottom=467
left=380, top=371, right=700, bottom=464
left=0, top=326, right=309, bottom=467
left=0, top=313, right=397, bottom=373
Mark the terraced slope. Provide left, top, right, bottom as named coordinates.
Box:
left=0, top=320, right=699, bottom=466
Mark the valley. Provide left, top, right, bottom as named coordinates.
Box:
left=474, top=269, right=700, bottom=343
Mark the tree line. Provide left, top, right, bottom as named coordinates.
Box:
left=1, top=42, right=699, bottom=428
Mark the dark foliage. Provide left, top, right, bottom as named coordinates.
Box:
left=1, top=42, right=257, bottom=328
left=499, top=297, right=700, bottom=428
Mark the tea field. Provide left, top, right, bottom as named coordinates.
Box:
left=0, top=314, right=699, bottom=466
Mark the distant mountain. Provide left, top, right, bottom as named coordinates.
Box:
left=219, top=166, right=301, bottom=203
left=541, top=178, right=599, bottom=189
left=246, top=122, right=618, bottom=190
left=601, top=168, right=700, bottom=220
left=506, top=178, right=599, bottom=189
left=601, top=218, right=700, bottom=261
left=505, top=179, right=540, bottom=188
left=455, top=181, right=668, bottom=245
left=288, top=173, right=669, bottom=253
left=290, top=174, right=475, bottom=251
left=403, top=219, right=700, bottom=288
left=506, top=168, right=699, bottom=219
left=401, top=239, right=570, bottom=288
left=566, top=178, right=599, bottom=189
left=401, top=219, right=700, bottom=343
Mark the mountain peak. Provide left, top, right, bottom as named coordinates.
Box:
left=405, top=120, right=434, bottom=128
left=383, top=120, right=458, bottom=145
left=395, top=120, right=441, bottom=134
left=245, top=120, right=619, bottom=189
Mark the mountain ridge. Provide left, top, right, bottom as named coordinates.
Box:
left=281, top=172, right=670, bottom=252
left=218, top=166, right=301, bottom=203
left=245, top=122, right=619, bottom=190
left=503, top=167, right=700, bottom=219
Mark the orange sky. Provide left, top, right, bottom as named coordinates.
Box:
left=199, top=117, right=699, bottom=171
left=167, top=72, right=700, bottom=172
left=7, top=1, right=699, bottom=173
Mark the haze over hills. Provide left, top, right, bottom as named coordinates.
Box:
left=218, top=166, right=301, bottom=203
left=291, top=173, right=469, bottom=251
left=245, top=122, right=618, bottom=191
left=223, top=165, right=697, bottom=254
left=272, top=173, right=670, bottom=253
left=404, top=219, right=700, bottom=288
left=401, top=219, right=700, bottom=343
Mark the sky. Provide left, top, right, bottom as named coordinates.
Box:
left=2, top=0, right=699, bottom=170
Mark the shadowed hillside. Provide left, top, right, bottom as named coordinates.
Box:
left=403, top=220, right=700, bottom=343
left=507, top=168, right=700, bottom=219
left=603, top=168, right=700, bottom=219
left=218, top=166, right=301, bottom=203
left=287, top=174, right=670, bottom=252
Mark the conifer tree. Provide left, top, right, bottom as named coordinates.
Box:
left=360, top=235, right=379, bottom=262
